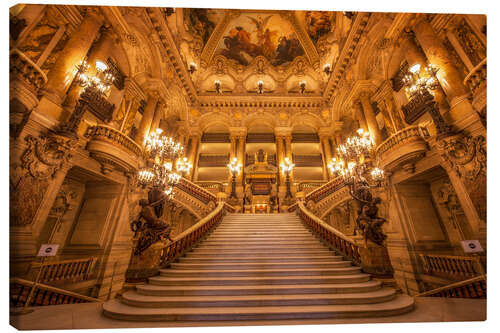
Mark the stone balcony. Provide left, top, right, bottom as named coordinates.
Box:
left=10, top=48, right=47, bottom=94
left=375, top=125, right=430, bottom=172
left=85, top=125, right=143, bottom=174
left=464, top=58, right=486, bottom=113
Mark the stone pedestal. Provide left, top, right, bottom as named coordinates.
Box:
left=355, top=237, right=394, bottom=277
left=125, top=241, right=167, bottom=283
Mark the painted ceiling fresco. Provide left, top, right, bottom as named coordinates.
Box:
left=184, top=8, right=224, bottom=46
left=304, top=11, right=336, bottom=43
left=214, top=13, right=305, bottom=66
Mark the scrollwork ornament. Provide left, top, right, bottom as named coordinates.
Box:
left=21, top=134, right=75, bottom=180
left=438, top=134, right=486, bottom=183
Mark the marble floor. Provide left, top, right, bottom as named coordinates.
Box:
left=10, top=297, right=486, bottom=330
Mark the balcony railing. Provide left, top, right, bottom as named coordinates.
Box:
left=10, top=278, right=99, bottom=308
left=86, top=125, right=142, bottom=158
left=246, top=133, right=275, bottom=143
left=375, top=125, right=430, bottom=171
left=297, top=201, right=361, bottom=265
left=160, top=202, right=226, bottom=265
left=31, top=257, right=98, bottom=284
left=293, top=154, right=323, bottom=167
left=245, top=153, right=277, bottom=166
left=419, top=254, right=485, bottom=279
left=197, top=154, right=230, bottom=167
left=292, top=133, right=320, bottom=143
left=201, top=133, right=230, bottom=143
left=10, top=48, right=48, bottom=91
left=464, top=58, right=486, bottom=94
left=417, top=275, right=486, bottom=298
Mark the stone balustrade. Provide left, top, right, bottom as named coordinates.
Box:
left=296, top=201, right=361, bottom=265
left=417, top=275, right=486, bottom=298
left=31, top=257, right=98, bottom=284
left=464, top=58, right=486, bottom=94
left=160, top=202, right=225, bottom=266
left=375, top=125, right=430, bottom=171
left=10, top=277, right=100, bottom=308
left=195, top=181, right=225, bottom=194
left=419, top=253, right=485, bottom=279
left=10, top=48, right=48, bottom=91
left=297, top=181, right=328, bottom=194
left=85, top=124, right=142, bottom=173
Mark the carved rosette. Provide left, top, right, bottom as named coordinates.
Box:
left=437, top=134, right=486, bottom=221
left=10, top=134, right=75, bottom=227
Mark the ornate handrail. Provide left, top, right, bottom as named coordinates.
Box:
left=375, top=125, right=430, bottom=157
left=160, top=202, right=225, bottom=266
left=419, top=254, right=485, bottom=279
left=464, top=58, right=486, bottom=94
left=297, top=180, right=328, bottom=193
left=416, top=275, right=486, bottom=298
left=305, top=176, right=345, bottom=203
left=10, top=278, right=100, bottom=308
left=10, top=48, right=48, bottom=90
left=297, top=201, right=361, bottom=265
left=176, top=177, right=217, bottom=206
left=195, top=181, right=225, bottom=193
left=31, top=257, right=98, bottom=284
left=85, top=124, right=142, bottom=158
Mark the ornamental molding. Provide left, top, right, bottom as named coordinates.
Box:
left=437, top=133, right=486, bottom=183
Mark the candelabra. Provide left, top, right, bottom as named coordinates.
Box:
left=280, top=157, right=295, bottom=202
left=74, top=59, right=115, bottom=96
left=402, top=63, right=452, bottom=136
left=329, top=129, right=387, bottom=245
left=137, top=128, right=184, bottom=207
left=227, top=157, right=241, bottom=200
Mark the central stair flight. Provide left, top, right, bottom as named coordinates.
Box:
left=104, top=213, right=414, bottom=322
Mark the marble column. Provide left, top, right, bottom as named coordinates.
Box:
left=319, top=128, right=333, bottom=180
left=42, top=9, right=103, bottom=105
left=189, top=133, right=201, bottom=181
left=150, top=101, right=164, bottom=133
left=353, top=102, right=368, bottom=132
left=236, top=134, right=246, bottom=186
left=359, top=92, right=383, bottom=146
left=412, top=18, right=478, bottom=126
left=135, top=93, right=159, bottom=146
left=62, top=27, right=116, bottom=111
left=275, top=135, right=286, bottom=186
left=400, top=30, right=449, bottom=116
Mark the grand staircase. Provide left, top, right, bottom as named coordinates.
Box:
left=103, top=213, right=414, bottom=322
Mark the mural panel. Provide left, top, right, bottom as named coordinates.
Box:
left=215, top=13, right=304, bottom=66
left=305, top=11, right=335, bottom=43
left=184, top=8, right=224, bottom=46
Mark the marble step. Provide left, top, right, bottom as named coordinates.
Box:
left=135, top=280, right=384, bottom=296
left=204, top=235, right=315, bottom=241
left=189, top=249, right=335, bottom=256
left=177, top=255, right=344, bottom=264
left=199, top=242, right=323, bottom=248
left=120, top=288, right=397, bottom=308
left=103, top=295, right=414, bottom=321
left=148, top=274, right=371, bottom=286
left=160, top=267, right=362, bottom=278
left=171, top=261, right=350, bottom=270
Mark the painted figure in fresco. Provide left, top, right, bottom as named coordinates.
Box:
left=131, top=198, right=173, bottom=256
left=305, top=11, right=334, bottom=42
left=218, top=14, right=304, bottom=66
left=186, top=8, right=216, bottom=44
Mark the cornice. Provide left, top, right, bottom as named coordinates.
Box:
left=323, top=12, right=371, bottom=102
left=145, top=7, right=197, bottom=104
left=197, top=95, right=326, bottom=110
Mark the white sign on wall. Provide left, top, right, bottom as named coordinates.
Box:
left=37, top=244, right=59, bottom=257
left=460, top=240, right=484, bottom=253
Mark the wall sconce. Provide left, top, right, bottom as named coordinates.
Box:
left=257, top=80, right=264, bottom=94
left=188, top=62, right=197, bottom=74
left=323, top=63, right=332, bottom=76
left=299, top=80, right=306, bottom=94
left=214, top=80, right=222, bottom=94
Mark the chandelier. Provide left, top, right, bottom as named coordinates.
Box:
left=403, top=63, right=439, bottom=98
left=74, top=59, right=115, bottom=95
left=328, top=128, right=387, bottom=245
left=329, top=128, right=384, bottom=185
left=137, top=129, right=184, bottom=198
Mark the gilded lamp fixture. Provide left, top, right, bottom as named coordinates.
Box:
left=227, top=157, right=242, bottom=199
left=74, top=59, right=116, bottom=95
left=137, top=129, right=184, bottom=199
